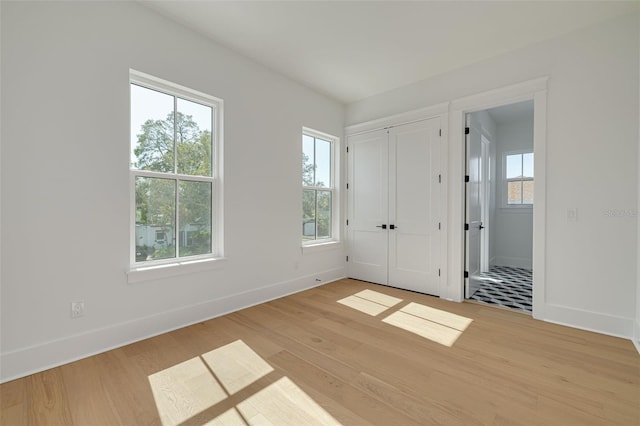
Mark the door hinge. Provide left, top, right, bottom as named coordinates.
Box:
left=346, top=219, right=349, bottom=226
left=464, top=271, right=469, bottom=278
left=438, top=174, right=441, bottom=183
left=465, top=127, right=470, bottom=135
left=438, top=268, right=441, bottom=277
left=464, top=223, right=469, bottom=231
left=346, top=146, right=349, bottom=153
left=438, top=222, right=441, bottom=230
left=465, top=175, right=470, bottom=183
left=439, top=128, right=442, bottom=137
left=346, top=183, right=349, bottom=189
left=346, top=255, right=349, bottom=262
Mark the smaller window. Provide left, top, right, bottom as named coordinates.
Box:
left=302, top=128, right=338, bottom=244
left=504, top=152, right=534, bottom=206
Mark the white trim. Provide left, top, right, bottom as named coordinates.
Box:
left=130, top=69, right=223, bottom=106
left=302, top=241, right=343, bottom=254
left=634, top=319, right=640, bottom=354
left=0, top=268, right=346, bottom=383
left=127, top=257, right=227, bottom=284
left=450, top=77, right=548, bottom=113
left=448, top=78, right=548, bottom=320
left=543, top=303, right=634, bottom=340
left=345, top=102, right=449, bottom=136
left=493, top=256, right=532, bottom=270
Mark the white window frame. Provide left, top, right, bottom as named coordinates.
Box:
left=302, top=127, right=340, bottom=247
left=502, top=149, right=533, bottom=208
left=128, top=70, right=224, bottom=282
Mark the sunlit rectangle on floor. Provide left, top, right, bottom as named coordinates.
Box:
left=337, top=289, right=403, bottom=316
left=382, top=311, right=463, bottom=347
left=236, top=377, right=341, bottom=425
left=382, top=303, right=473, bottom=347
left=202, top=340, right=274, bottom=395
left=400, top=302, right=473, bottom=331
left=149, top=357, right=227, bottom=426
left=206, top=407, right=246, bottom=425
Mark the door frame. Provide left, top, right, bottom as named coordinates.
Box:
left=345, top=102, right=449, bottom=297
left=448, top=77, right=548, bottom=320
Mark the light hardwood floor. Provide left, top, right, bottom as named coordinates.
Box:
left=2, top=278, right=639, bottom=425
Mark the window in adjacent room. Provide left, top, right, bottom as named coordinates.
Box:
left=302, top=128, right=338, bottom=244
left=504, top=151, right=533, bottom=206
left=130, top=70, right=222, bottom=265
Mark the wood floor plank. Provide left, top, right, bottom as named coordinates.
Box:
left=25, top=368, right=73, bottom=426
left=268, top=349, right=421, bottom=426
left=60, top=356, right=122, bottom=426
left=1, top=377, right=26, bottom=425
left=1, top=278, right=638, bottom=425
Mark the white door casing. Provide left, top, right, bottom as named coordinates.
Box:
left=448, top=77, right=547, bottom=320
left=465, top=113, right=483, bottom=298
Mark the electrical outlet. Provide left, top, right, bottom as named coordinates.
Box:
left=71, top=301, right=85, bottom=318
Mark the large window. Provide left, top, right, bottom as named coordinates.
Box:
left=505, top=151, right=534, bottom=206
left=302, top=129, right=337, bottom=244
left=130, top=71, right=222, bottom=265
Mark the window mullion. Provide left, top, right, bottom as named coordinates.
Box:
left=173, top=97, right=179, bottom=258
left=313, top=137, right=317, bottom=186
left=314, top=189, right=318, bottom=240
left=175, top=179, right=180, bottom=258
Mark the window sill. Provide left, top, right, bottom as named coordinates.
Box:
left=302, top=241, right=342, bottom=254
left=127, top=257, right=226, bottom=284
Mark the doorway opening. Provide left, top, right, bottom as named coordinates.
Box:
left=464, top=100, right=534, bottom=313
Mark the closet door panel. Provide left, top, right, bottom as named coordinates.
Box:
left=346, top=129, right=389, bottom=285
left=388, top=118, right=441, bottom=295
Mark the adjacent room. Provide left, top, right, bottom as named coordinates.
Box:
left=1, top=1, right=639, bottom=425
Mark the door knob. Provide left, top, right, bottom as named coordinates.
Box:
left=389, top=224, right=397, bottom=230
left=479, top=224, right=485, bottom=230
left=376, top=224, right=387, bottom=229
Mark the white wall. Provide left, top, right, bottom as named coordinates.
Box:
left=0, top=1, right=345, bottom=381
left=347, top=14, right=639, bottom=338
left=493, top=115, right=534, bottom=269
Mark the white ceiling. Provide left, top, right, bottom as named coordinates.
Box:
left=143, top=1, right=638, bottom=104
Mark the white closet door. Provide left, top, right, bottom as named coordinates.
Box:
left=346, top=128, right=389, bottom=285
left=388, top=118, right=441, bottom=295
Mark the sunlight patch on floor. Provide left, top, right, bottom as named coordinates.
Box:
left=237, top=377, right=341, bottom=426
left=202, top=340, right=274, bottom=395
left=148, top=357, right=228, bottom=426
left=382, top=302, right=473, bottom=347
left=149, top=339, right=341, bottom=426
left=337, top=289, right=403, bottom=316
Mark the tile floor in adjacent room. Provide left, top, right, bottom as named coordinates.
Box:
left=469, top=266, right=532, bottom=313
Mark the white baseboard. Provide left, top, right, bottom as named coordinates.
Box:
left=633, top=319, right=640, bottom=354
left=493, top=256, right=532, bottom=270
left=543, top=303, right=634, bottom=340
left=0, top=268, right=346, bottom=383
